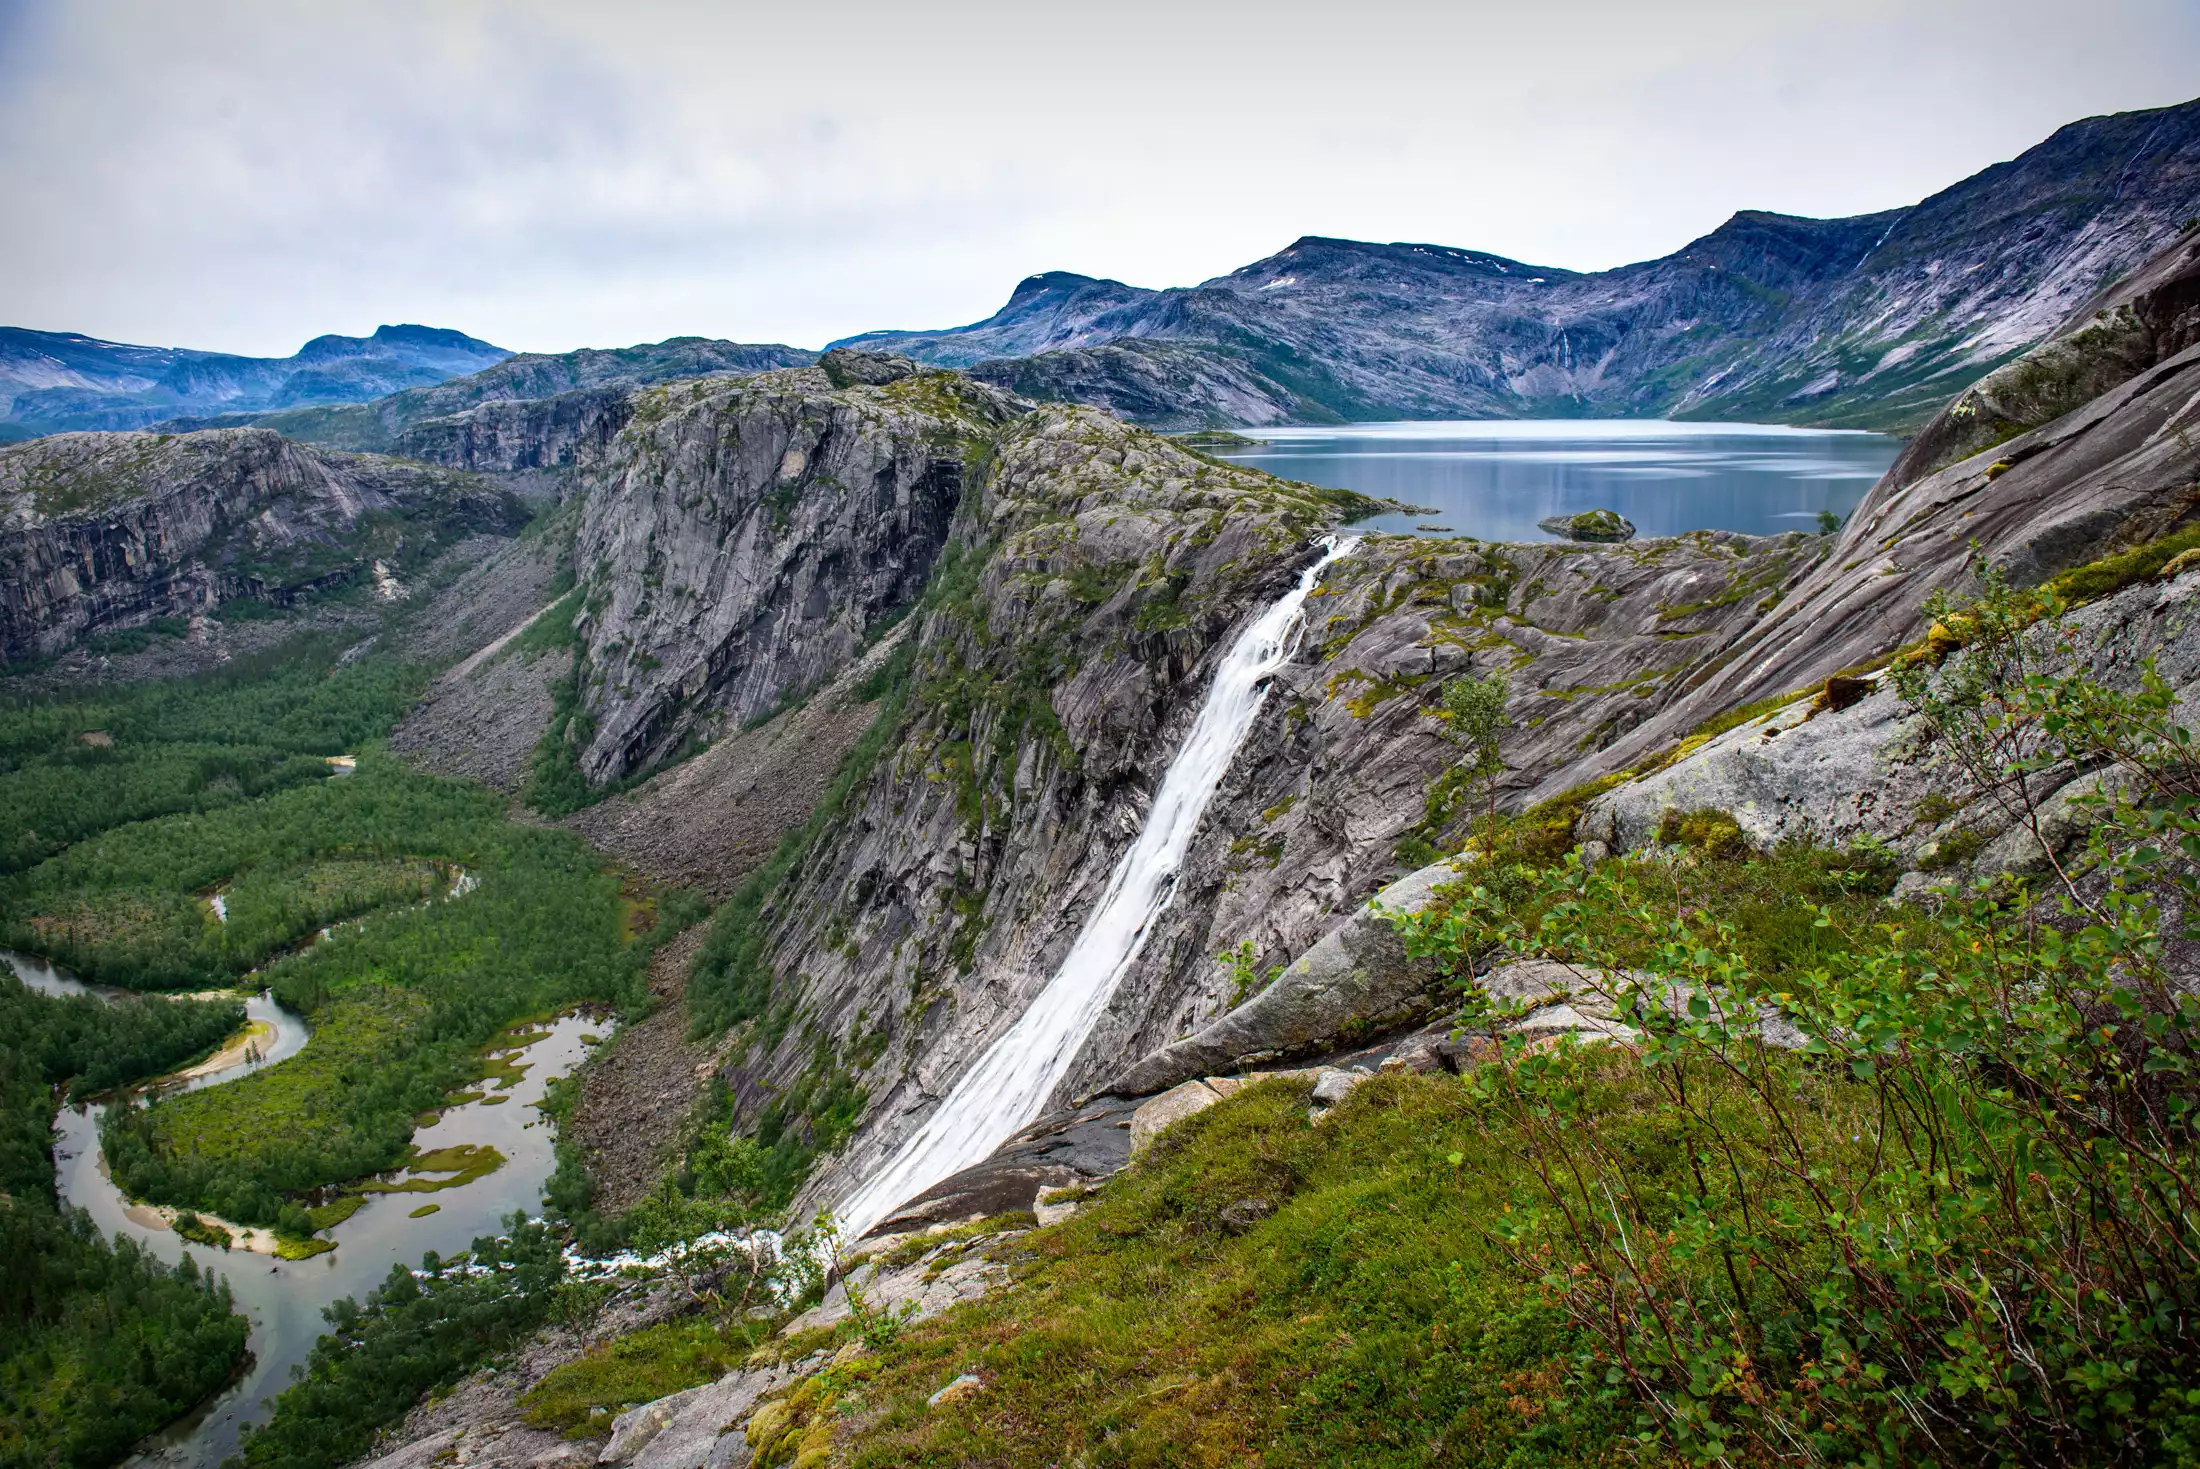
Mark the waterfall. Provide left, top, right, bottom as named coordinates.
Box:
left=837, top=535, right=1360, bottom=1239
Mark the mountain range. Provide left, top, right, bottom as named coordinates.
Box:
left=842, top=96, right=2200, bottom=431
left=0, top=323, right=511, bottom=440
left=6, top=96, right=2199, bottom=451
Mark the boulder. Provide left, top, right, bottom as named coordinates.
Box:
left=1128, top=1080, right=1223, bottom=1154
left=926, top=1374, right=984, bottom=1408
left=1032, top=1186, right=1082, bottom=1226
left=1108, top=857, right=1463, bottom=1096
left=1309, top=1067, right=1369, bottom=1107
left=601, top=1390, right=695, bottom=1466
left=627, top=1367, right=791, bottom=1469
left=1470, top=959, right=1808, bottom=1052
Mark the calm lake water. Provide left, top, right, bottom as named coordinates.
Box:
left=1215, top=420, right=1899, bottom=541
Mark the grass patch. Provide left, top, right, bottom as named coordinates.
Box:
left=359, top=1143, right=507, bottom=1195
left=274, top=1236, right=338, bottom=1261
left=2047, top=523, right=2200, bottom=605
left=304, top=1194, right=367, bottom=1231
left=824, top=1072, right=1640, bottom=1468
left=519, top=1317, right=776, bottom=1437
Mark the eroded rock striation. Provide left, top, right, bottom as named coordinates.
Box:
left=562, top=357, right=1022, bottom=785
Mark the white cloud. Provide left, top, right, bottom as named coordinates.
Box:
left=1, top=0, right=2194, bottom=355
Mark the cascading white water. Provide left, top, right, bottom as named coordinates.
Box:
left=837, top=535, right=1360, bottom=1239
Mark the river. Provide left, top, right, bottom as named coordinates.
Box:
left=1213, top=419, right=1898, bottom=542
left=8, top=949, right=601, bottom=1469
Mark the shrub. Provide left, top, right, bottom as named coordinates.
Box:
left=1654, top=806, right=1750, bottom=859
left=1394, top=580, right=2200, bottom=1466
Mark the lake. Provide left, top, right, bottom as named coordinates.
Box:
left=1213, top=420, right=1899, bottom=541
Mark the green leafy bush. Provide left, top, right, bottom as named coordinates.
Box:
left=1393, top=577, right=2200, bottom=1466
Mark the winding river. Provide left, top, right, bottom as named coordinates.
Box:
left=8, top=949, right=600, bottom=1469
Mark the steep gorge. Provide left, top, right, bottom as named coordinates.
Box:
left=530, top=352, right=1847, bottom=1224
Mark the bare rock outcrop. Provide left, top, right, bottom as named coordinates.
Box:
left=1579, top=563, right=2200, bottom=879
left=1107, top=855, right=1462, bottom=1095
left=564, top=359, right=1023, bottom=784
left=0, top=428, right=524, bottom=663
left=1545, top=233, right=2200, bottom=803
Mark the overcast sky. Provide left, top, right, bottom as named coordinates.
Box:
left=2, top=0, right=2196, bottom=358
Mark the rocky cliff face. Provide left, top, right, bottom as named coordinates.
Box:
left=391, top=386, right=637, bottom=474
left=580, top=369, right=1837, bottom=1218
left=0, top=428, right=523, bottom=663
left=696, top=404, right=1371, bottom=1213
left=562, top=356, right=1022, bottom=785
left=843, top=98, right=2200, bottom=433
left=1537, top=231, right=2200, bottom=803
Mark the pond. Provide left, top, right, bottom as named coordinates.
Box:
left=1213, top=420, right=1899, bottom=542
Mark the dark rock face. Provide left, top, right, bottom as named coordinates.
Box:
left=565, top=364, right=1022, bottom=784
left=1, top=324, right=509, bottom=437
left=390, top=386, right=636, bottom=473
left=840, top=98, right=2200, bottom=433
left=0, top=429, right=523, bottom=663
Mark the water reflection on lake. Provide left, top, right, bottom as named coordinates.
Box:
left=1214, top=420, right=1899, bottom=542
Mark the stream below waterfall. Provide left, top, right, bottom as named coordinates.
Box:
left=837, top=536, right=1361, bottom=1238
left=7, top=948, right=601, bottom=1469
